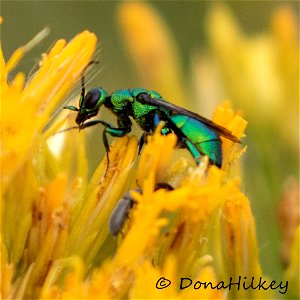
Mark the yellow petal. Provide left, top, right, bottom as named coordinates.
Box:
left=1, top=31, right=97, bottom=188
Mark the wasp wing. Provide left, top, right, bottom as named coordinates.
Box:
left=138, top=93, right=241, bottom=143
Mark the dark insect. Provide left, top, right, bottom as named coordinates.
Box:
left=109, top=183, right=174, bottom=236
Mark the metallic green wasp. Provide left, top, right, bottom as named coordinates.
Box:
left=64, top=64, right=240, bottom=168
left=63, top=63, right=241, bottom=236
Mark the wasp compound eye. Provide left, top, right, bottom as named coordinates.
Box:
left=83, top=88, right=101, bottom=109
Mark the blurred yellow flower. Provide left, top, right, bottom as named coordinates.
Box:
left=189, top=3, right=298, bottom=288
left=117, top=1, right=186, bottom=107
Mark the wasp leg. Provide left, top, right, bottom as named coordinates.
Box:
left=161, top=118, right=203, bottom=165
left=138, top=132, right=149, bottom=154
left=177, top=135, right=222, bottom=166
left=101, top=129, right=111, bottom=178
left=80, top=119, right=129, bottom=138
left=154, top=182, right=174, bottom=191
left=137, top=112, right=168, bottom=155
left=81, top=119, right=130, bottom=176
left=153, top=112, right=172, bottom=135
left=181, top=138, right=202, bottom=165
left=102, top=125, right=130, bottom=177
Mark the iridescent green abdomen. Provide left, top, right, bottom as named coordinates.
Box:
left=170, top=114, right=222, bottom=167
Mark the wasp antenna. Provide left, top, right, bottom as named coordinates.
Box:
left=51, top=126, right=79, bottom=136
left=81, top=60, right=100, bottom=80
left=81, top=60, right=100, bottom=97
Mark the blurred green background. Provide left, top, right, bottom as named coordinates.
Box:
left=2, top=0, right=299, bottom=281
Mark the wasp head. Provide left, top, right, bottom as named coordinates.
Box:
left=64, top=87, right=108, bottom=128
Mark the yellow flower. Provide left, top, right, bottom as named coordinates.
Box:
left=1, top=28, right=97, bottom=298
left=2, top=3, right=295, bottom=299
left=1, top=29, right=96, bottom=189
left=40, top=125, right=251, bottom=299
left=198, top=3, right=298, bottom=283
